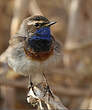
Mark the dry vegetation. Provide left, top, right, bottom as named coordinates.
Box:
left=0, top=0, right=92, bottom=109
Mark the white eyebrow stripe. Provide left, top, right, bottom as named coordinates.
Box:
left=27, top=21, right=45, bottom=25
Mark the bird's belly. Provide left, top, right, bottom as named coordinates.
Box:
left=8, top=45, right=60, bottom=76
left=8, top=51, right=42, bottom=75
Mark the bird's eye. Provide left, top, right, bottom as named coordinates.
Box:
left=35, top=23, right=40, bottom=27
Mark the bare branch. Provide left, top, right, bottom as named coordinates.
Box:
left=27, top=80, right=68, bottom=110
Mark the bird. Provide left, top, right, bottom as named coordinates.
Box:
left=7, top=15, right=62, bottom=77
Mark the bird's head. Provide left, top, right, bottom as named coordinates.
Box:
left=24, top=15, right=56, bottom=34
left=21, top=16, right=56, bottom=61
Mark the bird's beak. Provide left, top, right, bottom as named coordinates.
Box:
left=46, top=21, right=56, bottom=27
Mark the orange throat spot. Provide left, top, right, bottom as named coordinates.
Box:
left=24, top=48, right=54, bottom=61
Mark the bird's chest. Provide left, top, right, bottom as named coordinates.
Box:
left=8, top=45, right=51, bottom=75
left=24, top=27, right=54, bottom=61
left=24, top=47, right=54, bottom=61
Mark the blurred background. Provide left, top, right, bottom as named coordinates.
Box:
left=0, top=0, right=92, bottom=109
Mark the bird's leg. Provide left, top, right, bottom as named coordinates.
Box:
left=28, top=74, right=37, bottom=96
left=28, top=74, right=31, bottom=89
left=42, top=72, right=54, bottom=100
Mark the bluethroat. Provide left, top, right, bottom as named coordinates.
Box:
left=8, top=15, right=62, bottom=76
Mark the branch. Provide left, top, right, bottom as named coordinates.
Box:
left=27, top=81, right=68, bottom=110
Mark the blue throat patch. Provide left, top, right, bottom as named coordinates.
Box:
left=27, top=27, right=53, bottom=52
left=31, top=27, right=51, bottom=40
left=35, top=27, right=51, bottom=36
